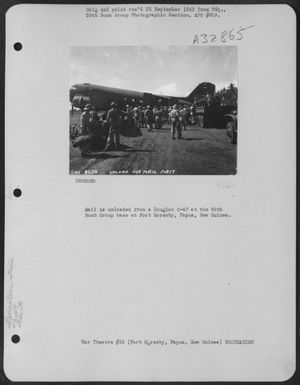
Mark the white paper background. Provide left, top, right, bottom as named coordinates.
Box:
left=4, top=4, right=296, bottom=381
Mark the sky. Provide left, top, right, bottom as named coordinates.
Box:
left=70, top=46, right=237, bottom=96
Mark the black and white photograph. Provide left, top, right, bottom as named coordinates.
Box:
left=69, top=46, right=238, bottom=175
left=4, top=3, right=296, bottom=382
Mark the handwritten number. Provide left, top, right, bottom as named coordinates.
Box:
left=236, top=27, right=245, bottom=40
left=236, top=25, right=255, bottom=40
left=221, top=31, right=228, bottom=43
left=194, top=26, right=255, bottom=45
left=201, top=34, right=208, bottom=43
left=209, top=34, right=217, bottom=42
left=229, top=29, right=235, bottom=40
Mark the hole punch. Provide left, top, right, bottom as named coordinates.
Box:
left=11, top=334, right=20, bottom=344
left=14, top=42, right=22, bottom=51
left=13, top=188, right=22, bottom=197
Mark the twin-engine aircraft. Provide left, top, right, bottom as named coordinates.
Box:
left=70, top=82, right=215, bottom=111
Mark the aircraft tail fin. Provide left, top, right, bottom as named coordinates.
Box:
left=187, top=82, right=216, bottom=100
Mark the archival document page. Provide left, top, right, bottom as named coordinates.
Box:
left=4, top=4, right=296, bottom=381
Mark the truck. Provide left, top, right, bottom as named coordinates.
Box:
left=189, top=82, right=237, bottom=143
left=195, top=104, right=236, bottom=128
left=194, top=104, right=238, bottom=144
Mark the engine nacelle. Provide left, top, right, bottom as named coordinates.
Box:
left=71, top=96, right=91, bottom=110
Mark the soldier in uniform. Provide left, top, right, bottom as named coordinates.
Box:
left=89, top=106, right=100, bottom=122
left=104, top=102, right=124, bottom=151
left=162, top=106, right=169, bottom=126
left=80, top=104, right=93, bottom=156
left=154, top=106, right=163, bottom=130
left=189, top=104, right=196, bottom=125
left=179, top=105, right=188, bottom=130
left=125, top=104, right=134, bottom=129
left=140, top=106, right=146, bottom=128
left=88, top=106, right=103, bottom=149
left=169, top=105, right=182, bottom=140
left=144, top=105, right=153, bottom=132
left=133, top=105, right=141, bottom=129
left=80, top=104, right=92, bottom=134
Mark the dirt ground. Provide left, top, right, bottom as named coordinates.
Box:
left=69, top=114, right=237, bottom=175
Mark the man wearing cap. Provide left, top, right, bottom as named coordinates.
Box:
left=105, top=102, right=124, bottom=151
left=162, top=106, right=169, bottom=126
left=124, top=104, right=133, bottom=129
left=154, top=106, right=163, bottom=130
left=89, top=105, right=100, bottom=123
left=80, top=104, right=92, bottom=134
left=79, top=104, right=93, bottom=156
left=144, top=105, right=153, bottom=132
left=169, top=104, right=182, bottom=139
left=179, top=105, right=188, bottom=130
left=132, top=105, right=141, bottom=129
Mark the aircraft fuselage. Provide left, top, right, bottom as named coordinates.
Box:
left=70, top=83, right=192, bottom=111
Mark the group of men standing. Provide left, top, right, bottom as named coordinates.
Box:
left=125, top=103, right=194, bottom=139
left=77, top=102, right=124, bottom=154
left=80, top=104, right=99, bottom=133
left=76, top=101, right=196, bottom=156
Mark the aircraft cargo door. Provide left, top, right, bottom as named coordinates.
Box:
left=143, top=92, right=153, bottom=107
